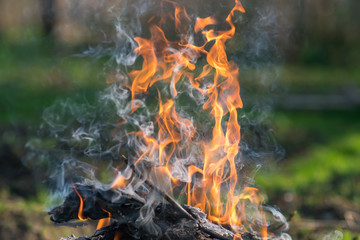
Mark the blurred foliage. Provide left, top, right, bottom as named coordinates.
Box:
left=256, top=110, right=360, bottom=239
left=0, top=187, right=94, bottom=240
left=343, top=231, right=360, bottom=240
left=0, top=36, right=105, bottom=124
left=258, top=110, right=360, bottom=204
left=279, top=65, right=360, bottom=92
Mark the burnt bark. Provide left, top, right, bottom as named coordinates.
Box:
left=50, top=185, right=259, bottom=240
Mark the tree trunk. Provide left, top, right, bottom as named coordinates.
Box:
left=40, top=0, right=56, bottom=36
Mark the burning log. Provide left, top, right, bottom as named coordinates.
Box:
left=50, top=185, right=259, bottom=240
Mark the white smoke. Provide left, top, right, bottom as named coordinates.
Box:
left=321, top=230, right=344, bottom=240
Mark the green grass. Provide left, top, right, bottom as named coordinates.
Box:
left=258, top=131, right=360, bottom=201
left=254, top=110, right=360, bottom=238
left=272, top=110, right=360, bottom=155
left=257, top=110, right=360, bottom=204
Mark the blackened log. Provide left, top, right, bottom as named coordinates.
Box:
left=50, top=185, right=259, bottom=240
left=49, top=185, right=145, bottom=223
left=60, top=222, right=258, bottom=240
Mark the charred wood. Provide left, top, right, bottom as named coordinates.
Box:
left=50, top=185, right=259, bottom=240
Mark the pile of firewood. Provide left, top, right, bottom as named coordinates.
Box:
left=50, top=185, right=260, bottom=240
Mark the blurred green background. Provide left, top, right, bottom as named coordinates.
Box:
left=0, top=0, right=359, bottom=240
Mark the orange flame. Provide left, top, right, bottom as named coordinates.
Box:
left=233, top=233, right=243, bottom=240
left=72, top=184, right=88, bottom=221
left=111, top=0, right=268, bottom=238
left=111, top=173, right=128, bottom=189
left=114, top=231, right=122, bottom=240
left=96, top=208, right=112, bottom=230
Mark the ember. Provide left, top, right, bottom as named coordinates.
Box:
left=46, top=0, right=291, bottom=239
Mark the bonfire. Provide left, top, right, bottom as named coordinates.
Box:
left=45, top=0, right=291, bottom=239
